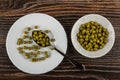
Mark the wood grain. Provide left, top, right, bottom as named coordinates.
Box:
left=0, top=0, right=120, bottom=80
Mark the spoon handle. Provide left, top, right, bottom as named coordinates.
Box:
left=54, top=48, right=85, bottom=70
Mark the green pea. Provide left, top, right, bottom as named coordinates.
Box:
left=106, top=31, right=109, bottom=35
left=37, top=51, right=40, bottom=54
left=96, top=29, right=99, bottom=33
left=103, top=32, right=105, bottom=36
left=86, top=24, right=90, bottom=28
left=100, top=37, right=104, bottom=40
left=97, top=40, right=100, bottom=43
left=23, top=35, right=29, bottom=39
left=77, top=33, right=80, bottom=37
left=99, top=29, right=102, bottom=32
left=90, top=40, right=93, bottom=43
left=101, top=44, right=105, bottom=47
left=28, top=41, right=32, bottom=44
left=89, top=45, right=92, bottom=49
left=90, top=21, right=94, bottom=24
left=26, top=55, right=31, bottom=59
left=94, top=34, right=98, bottom=38
left=42, top=38, right=46, bottom=42
left=31, top=58, right=37, bottom=62
left=24, top=31, right=28, bottom=34
left=84, top=42, right=87, bottom=45
left=100, top=46, right=103, bottom=49
left=94, top=22, right=97, bottom=25
left=17, top=47, right=23, bottom=50
left=86, top=35, right=89, bottom=38
left=38, top=57, right=46, bottom=60
left=86, top=48, right=90, bottom=51
left=30, top=52, right=33, bottom=55
left=42, top=44, right=45, bottom=47
left=17, top=38, right=23, bottom=45
left=29, top=37, right=32, bottom=40
left=90, top=29, right=93, bottom=33
left=85, top=38, right=89, bottom=41
left=103, top=28, right=107, bottom=32
left=104, top=39, right=108, bottom=44
left=99, top=40, right=103, bottom=44
left=40, top=41, right=43, bottom=44
left=81, top=44, right=84, bottom=47
left=34, top=48, right=38, bottom=51
left=81, top=24, right=85, bottom=28
left=44, top=51, right=49, bottom=58
left=91, top=35, right=94, bottom=39
left=34, top=26, right=38, bottom=29
left=37, top=41, right=40, bottom=44
left=92, top=26, right=96, bottom=29
left=19, top=50, right=24, bottom=54
left=39, top=34, right=43, bottom=38
left=99, top=25, right=103, bottom=28
left=93, top=42, right=96, bottom=45
left=80, top=39, right=84, bottom=42
left=97, top=25, right=100, bottom=29
left=92, top=30, right=96, bottom=34
left=24, top=52, right=28, bottom=56
left=87, top=33, right=90, bottom=36
left=37, top=46, right=41, bottom=49
left=50, top=47, right=55, bottom=50
left=51, top=38, right=55, bottom=42
left=90, top=48, right=93, bottom=51
left=86, top=45, right=89, bottom=48
left=88, top=43, right=92, bottom=46
left=98, top=33, right=102, bottom=37
left=82, top=29, right=86, bottom=34
left=46, top=42, right=50, bottom=46
left=79, top=35, right=83, bottom=38
left=23, top=46, right=27, bottom=49
left=36, top=36, right=40, bottom=39
left=93, top=39, right=97, bottom=42
left=94, top=44, right=99, bottom=48
left=32, top=34, right=36, bottom=38
left=34, top=54, right=38, bottom=57
left=86, top=30, right=89, bottom=34
left=34, top=31, right=37, bottom=34
left=45, top=30, right=50, bottom=33
left=94, top=48, right=98, bottom=51
left=27, top=27, right=31, bottom=31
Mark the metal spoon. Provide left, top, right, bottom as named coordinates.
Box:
left=32, top=30, right=85, bottom=70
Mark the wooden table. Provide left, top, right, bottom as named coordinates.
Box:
left=0, top=0, right=120, bottom=80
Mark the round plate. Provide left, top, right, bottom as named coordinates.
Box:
left=71, top=14, right=115, bottom=58
left=6, top=13, right=67, bottom=74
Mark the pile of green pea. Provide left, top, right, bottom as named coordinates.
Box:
left=77, top=21, right=109, bottom=51
left=32, top=30, right=55, bottom=47
left=17, top=26, right=55, bottom=62
left=32, top=31, right=50, bottom=47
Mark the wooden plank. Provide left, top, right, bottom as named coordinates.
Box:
left=0, top=0, right=120, bottom=80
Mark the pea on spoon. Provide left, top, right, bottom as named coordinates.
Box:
left=32, top=30, right=85, bottom=70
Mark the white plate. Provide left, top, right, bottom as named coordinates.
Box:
left=6, top=13, right=67, bottom=74
left=71, top=14, right=115, bottom=58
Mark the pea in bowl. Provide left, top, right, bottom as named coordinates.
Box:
left=71, top=14, right=115, bottom=58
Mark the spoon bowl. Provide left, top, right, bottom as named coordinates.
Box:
left=32, top=30, right=51, bottom=47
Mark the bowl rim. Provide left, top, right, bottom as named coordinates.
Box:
left=71, top=14, right=115, bottom=58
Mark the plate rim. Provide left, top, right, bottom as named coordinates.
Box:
left=71, top=14, right=115, bottom=58
left=6, top=13, right=68, bottom=74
